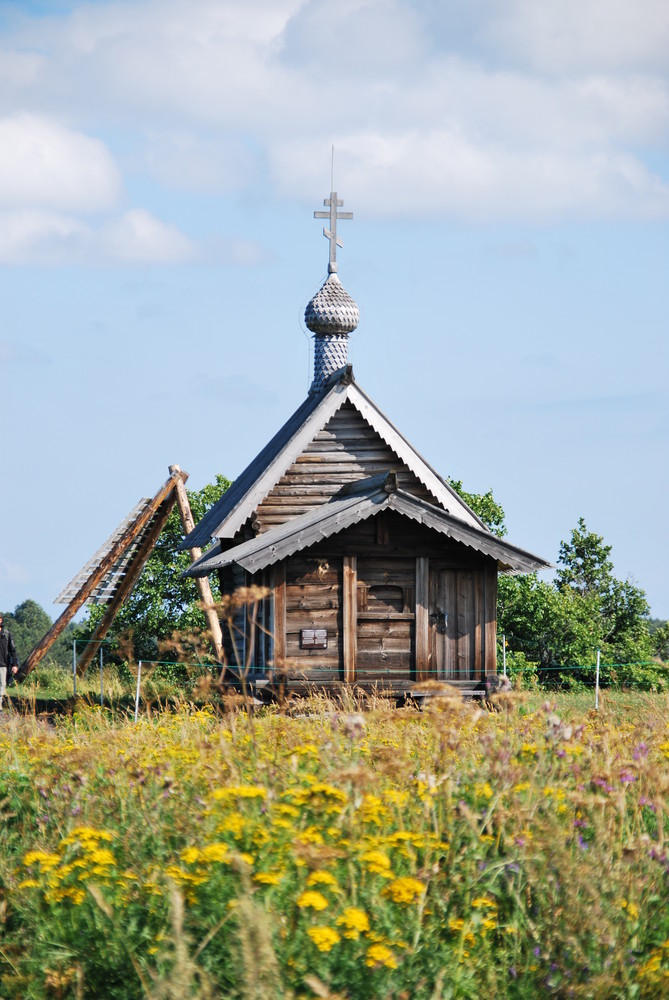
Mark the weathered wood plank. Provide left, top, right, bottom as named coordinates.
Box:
left=415, top=556, right=429, bottom=682
left=474, top=570, right=483, bottom=677
left=343, top=555, right=357, bottom=684
left=272, top=563, right=286, bottom=667
left=485, top=560, right=498, bottom=674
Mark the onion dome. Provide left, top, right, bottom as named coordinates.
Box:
left=304, top=272, right=360, bottom=335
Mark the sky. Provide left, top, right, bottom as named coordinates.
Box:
left=0, top=0, right=667, bottom=622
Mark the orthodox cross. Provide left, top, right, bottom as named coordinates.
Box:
left=314, top=191, right=353, bottom=273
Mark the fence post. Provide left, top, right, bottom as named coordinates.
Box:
left=502, top=635, right=507, bottom=677
left=134, top=661, right=142, bottom=723
left=100, top=646, right=104, bottom=707
left=72, top=639, right=77, bottom=698
left=595, top=649, right=601, bottom=710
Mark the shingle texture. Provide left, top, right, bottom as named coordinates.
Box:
left=305, top=273, right=359, bottom=335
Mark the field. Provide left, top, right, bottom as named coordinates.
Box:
left=1, top=691, right=668, bottom=998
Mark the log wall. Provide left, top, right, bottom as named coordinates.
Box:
left=252, top=402, right=439, bottom=533
left=242, top=511, right=499, bottom=689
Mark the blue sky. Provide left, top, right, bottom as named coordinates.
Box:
left=1, top=0, right=668, bottom=620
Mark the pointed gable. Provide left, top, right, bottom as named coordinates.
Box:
left=251, top=401, right=440, bottom=533
left=183, top=366, right=485, bottom=549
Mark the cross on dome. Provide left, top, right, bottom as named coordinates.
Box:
left=314, top=192, right=353, bottom=274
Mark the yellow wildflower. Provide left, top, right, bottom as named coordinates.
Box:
left=296, top=891, right=329, bottom=911
left=365, top=943, right=398, bottom=969
left=306, top=871, right=338, bottom=888
left=211, top=785, right=267, bottom=801
left=199, top=844, right=230, bottom=864
left=337, top=908, right=370, bottom=938
left=180, top=847, right=201, bottom=865
left=383, top=877, right=425, bottom=904
left=23, top=851, right=61, bottom=870
left=474, top=782, right=494, bottom=800
left=471, top=897, right=497, bottom=909
left=307, top=926, right=340, bottom=952
left=296, top=826, right=325, bottom=846
left=217, top=812, right=246, bottom=838
left=253, top=873, right=282, bottom=886
left=361, top=850, right=393, bottom=876
left=88, top=849, right=115, bottom=866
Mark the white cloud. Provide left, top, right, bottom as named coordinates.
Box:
left=272, top=132, right=669, bottom=222
left=102, top=209, right=196, bottom=263
left=0, top=47, right=43, bottom=88
left=484, top=0, right=669, bottom=75
left=0, top=208, right=196, bottom=264
left=0, top=114, right=121, bottom=211
left=0, top=0, right=667, bottom=223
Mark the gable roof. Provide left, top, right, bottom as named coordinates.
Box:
left=183, top=366, right=485, bottom=549
left=186, top=472, right=550, bottom=577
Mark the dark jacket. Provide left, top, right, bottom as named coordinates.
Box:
left=0, top=629, right=18, bottom=669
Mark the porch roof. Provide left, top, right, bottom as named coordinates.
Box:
left=185, top=471, right=551, bottom=578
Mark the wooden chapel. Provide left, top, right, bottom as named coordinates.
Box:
left=184, top=190, right=549, bottom=695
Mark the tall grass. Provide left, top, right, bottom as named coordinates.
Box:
left=1, top=693, right=668, bottom=997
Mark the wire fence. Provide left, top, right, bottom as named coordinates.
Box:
left=52, top=636, right=668, bottom=720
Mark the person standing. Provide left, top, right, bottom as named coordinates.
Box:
left=0, top=613, right=18, bottom=711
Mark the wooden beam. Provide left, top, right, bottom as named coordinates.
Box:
left=168, top=464, right=224, bottom=664
left=75, top=493, right=178, bottom=676
left=271, top=563, right=286, bottom=669
left=485, top=561, right=498, bottom=675
left=474, top=571, right=483, bottom=680
left=415, top=556, right=429, bottom=682
left=343, top=555, right=357, bottom=684
left=21, top=470, right=182, bottom=679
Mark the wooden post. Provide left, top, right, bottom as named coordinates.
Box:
left=21, top=470, right=183, bottom=679
left=415, top=557, right=429, bottom=682
left=343, top=555, right=357, bottom=684
left=474, top=572, right=483, bottom=680
left=75, top=493, right=178, bottom=676
left=169, top=464, right=224, bottom=663
left=271, top=563, right=286, bottom=668
left=484, top=561, right=498, bottom=675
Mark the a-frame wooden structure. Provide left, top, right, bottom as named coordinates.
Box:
left=21, top=466, right=223, bottom=679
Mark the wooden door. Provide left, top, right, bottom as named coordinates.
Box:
left=429, top=569, right=479, bottom=681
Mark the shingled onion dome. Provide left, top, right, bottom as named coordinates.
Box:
left=306, top=271, right=359, bottom=393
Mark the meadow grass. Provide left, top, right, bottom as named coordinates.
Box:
left=0, top=692, right=668, bottom=998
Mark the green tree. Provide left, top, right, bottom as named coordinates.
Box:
left=557, top=518, right=651, bottom=663
left=449, top=479, right=654, bottom=685
left=447, top=478, right=507, bottom=537
left=77, top=474, right=231, bottom=663
left=1, top=599, right=75, bottom=669
left=556, top=517, right=613, bottom=596
left=652, top=622, right=669, bottom=661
